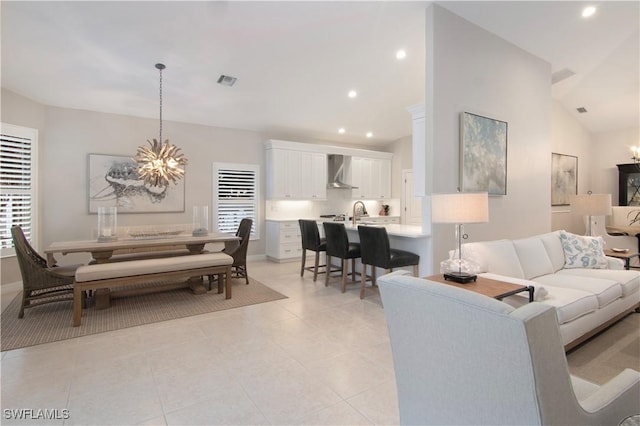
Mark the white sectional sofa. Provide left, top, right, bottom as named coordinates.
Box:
left=456, top=230, right=640, bottom=350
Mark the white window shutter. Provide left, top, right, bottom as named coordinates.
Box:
left=213, top=163, right=259, bottom=239
left=1, top=124, right=38, bottom=255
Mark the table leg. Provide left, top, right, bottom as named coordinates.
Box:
left=91, top=250, right=114, bottom=263
left=188, top=276, right=207, bottom=294
left=186, top=243, right=206, bottom=254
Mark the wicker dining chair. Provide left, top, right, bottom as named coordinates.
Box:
left=11, top=225, right=79, bottom=318
left=222, top=218, right=253, bottom=284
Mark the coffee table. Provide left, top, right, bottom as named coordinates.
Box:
left=603, top=249, right=640, bottom=270
left=424, top=274, right=534, bottom=303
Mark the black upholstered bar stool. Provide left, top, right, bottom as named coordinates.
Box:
left=298, top=219, right=327, bottom=282
left=357, top=225, right=419, bottom=299
left=323, top=222, right=362, bottom=293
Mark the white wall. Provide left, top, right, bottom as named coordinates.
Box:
left=424, top=5, right=552, bottom=272
left=550, top=100, right=594, bottom=234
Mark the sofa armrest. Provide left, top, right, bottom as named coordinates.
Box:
left=605, top=257, right=625, bottom=270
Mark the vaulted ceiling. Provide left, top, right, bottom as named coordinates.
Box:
left=2, top=1, right=638, bottom=145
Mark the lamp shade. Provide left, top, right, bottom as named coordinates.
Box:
left=570, top=193, right=612, bottom=216
left=431, top=192, right=489, bottom=224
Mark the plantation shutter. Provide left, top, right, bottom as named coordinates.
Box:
left=213, top=163, right=259, bottom=239
left=1, top=124, right=38, bottom=256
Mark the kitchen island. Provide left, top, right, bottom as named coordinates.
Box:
left=266, top=218, right=432, bottom=276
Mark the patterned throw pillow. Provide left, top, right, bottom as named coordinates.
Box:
left=559, top=231, right=608, bottom=269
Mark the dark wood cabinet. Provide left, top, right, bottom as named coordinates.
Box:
left=617, top=164, right=640, bottom=206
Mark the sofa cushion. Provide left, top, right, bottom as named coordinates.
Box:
left=513, top=237, right=555, bottom=279
left=556, top=268, right=640, bottom=298
left=559, top=231, right=608, bottom=269
left=533, top=274, right=622, bottom=308
left=527, top=285, right=599, bottom=324
left=460, top=240, right=525, bottom=279
left=538, top=231, right=566, bottom=272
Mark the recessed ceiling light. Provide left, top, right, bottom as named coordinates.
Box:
left=348, top=90, right=357, bottom=98
left=366, top=132, right=373, bottom=138
left=582, top=6, right=596, bottom=17
left=396, top=49, right=407, bottom=60
left=338, top=128, right=346, bottom=134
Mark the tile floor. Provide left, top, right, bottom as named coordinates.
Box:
left=1, top=260, right=399, bottom=425
left=0, top=259, right=635, bottom=425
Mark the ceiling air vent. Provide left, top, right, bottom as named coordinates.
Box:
left=551, top=68, right=576, bottom=84
left=576, top=107, right=588, bottom=113
left=217, top=75, right=237, bottom=87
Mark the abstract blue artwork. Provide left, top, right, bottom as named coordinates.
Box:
left=460, top=112, right=508, bottom=195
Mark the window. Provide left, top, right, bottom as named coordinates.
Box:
left=212, top=162, right=259, bottom=239
left=1, top=124, right=38, bottom=257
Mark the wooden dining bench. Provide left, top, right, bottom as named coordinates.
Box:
left=72, top=252, right=233, bottom=326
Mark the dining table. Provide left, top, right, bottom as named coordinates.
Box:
left=44, top=232, right=240, bottom=267
left=44, top=232, right=241, bottom=297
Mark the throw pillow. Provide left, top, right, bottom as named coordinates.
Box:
left=559, top=231, right=608, bottom=269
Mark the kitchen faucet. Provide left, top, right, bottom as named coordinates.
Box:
left=352, top=201, right=367, bottom=225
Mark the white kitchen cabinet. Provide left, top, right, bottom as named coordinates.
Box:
left=266, top=220, right=304, bottom=262
left=352, top=157, right=391, bottom=199
left=266, top=148, right=327, bottom=200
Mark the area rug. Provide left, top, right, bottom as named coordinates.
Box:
left=0, top=278, right=286, bottom=352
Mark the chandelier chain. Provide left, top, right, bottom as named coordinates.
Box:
left=158, top=66, right=163, bottom=143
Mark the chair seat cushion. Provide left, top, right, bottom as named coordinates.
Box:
left=388, top=249, right=419, bottom=269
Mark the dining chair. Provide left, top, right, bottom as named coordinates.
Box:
left=357, top=225, right=419, bottom=299
left=323, top=222, right=361, bottom=292
left=298, top=219, right=328, bottom=281
left=223, top=218, right=253, bottom=284
left=11, top=225, right=80, bottom=318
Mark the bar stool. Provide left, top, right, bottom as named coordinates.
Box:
left=298, top=219, right=327, bottom=281
left=358, top=225, right=419, bottom=299
left=323, top=222, right=361, bottom=293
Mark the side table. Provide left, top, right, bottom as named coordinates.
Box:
left=424, top=274, right=534, bottom=303
left=603, top=249, right=640, bottom=270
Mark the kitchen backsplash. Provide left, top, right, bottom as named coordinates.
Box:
left=266, top=190, right=400, bottom=220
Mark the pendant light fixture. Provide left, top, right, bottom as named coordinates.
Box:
left=135, top=63, right=187, bottom=188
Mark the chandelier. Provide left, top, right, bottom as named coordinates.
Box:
left=135, top=63, right=187, bottom=188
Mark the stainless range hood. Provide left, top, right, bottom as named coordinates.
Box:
left=327, top=154, right=358, bottom=189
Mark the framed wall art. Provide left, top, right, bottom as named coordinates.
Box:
left=460, top=112, right=508, bottom=195
left=88, top=154, right=185, bottom=213
left=551, top=153, right=577, bottom=206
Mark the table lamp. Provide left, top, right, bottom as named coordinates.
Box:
left=570, top=192, right=612, bottom=236
left=432, top=192, right=489, bottom=283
